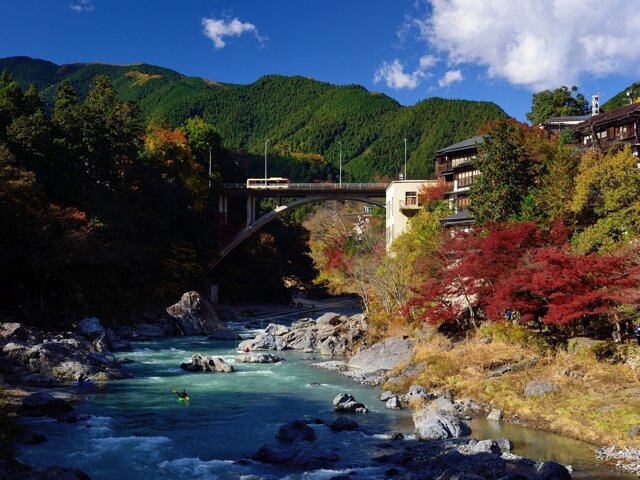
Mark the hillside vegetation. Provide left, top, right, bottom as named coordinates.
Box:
left=0, top=56, right=506, bottom=180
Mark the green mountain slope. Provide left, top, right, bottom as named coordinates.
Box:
left=0, top=56, right=507, bottom=180
left=602, top=81, right=640, bottom=111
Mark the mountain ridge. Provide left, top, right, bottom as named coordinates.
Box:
left=0, top=55, right=507, bottom=180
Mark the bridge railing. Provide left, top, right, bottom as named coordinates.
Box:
left=221, top=182, right=389, bottom=190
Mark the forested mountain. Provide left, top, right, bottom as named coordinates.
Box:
left=0, top=56, right=506, bottom=180
left=602, top=81, right=640, bottom=111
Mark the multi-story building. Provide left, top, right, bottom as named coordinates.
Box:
left=539, top=114, right=591, bottom=135
left=573, top=102, right=640, bottom=155
left=385, top=179, right=437, bottom=251
left=434, top=135, right=484, bottom=229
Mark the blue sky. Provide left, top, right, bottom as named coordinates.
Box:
left=2, top=0, right=640, bottom=122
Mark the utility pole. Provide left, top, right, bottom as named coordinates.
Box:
left=207, top=143, right=212, bottom=188
left=264, top=139, right=269, bottom=186
left=404, top=138, right=407, bottom=180
left=339, top=141, right=342, bottom=187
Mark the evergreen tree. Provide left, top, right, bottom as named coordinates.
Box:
left=469, top=119, right=536, bottom=223
left=526, top=86, right=590, bottom=125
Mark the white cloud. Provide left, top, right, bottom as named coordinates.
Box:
left=69, top=0, right=93, bottom=12
left=415, top=0, right=640, bottom=91
left=374, top=55, right=437, bottom=90
left=439, top=69, right=463, bottom=87
left=202, top=17, right=265, bottom=50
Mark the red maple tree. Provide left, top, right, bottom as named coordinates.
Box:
left=410, top=220, right=640, bottom=329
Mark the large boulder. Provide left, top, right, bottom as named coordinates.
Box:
left=333, top=393, right=369, bottom=413
left=316, top=312, right=342, bottom=327
left=252, top=443, right=339, bottom=469
left=524, top=381, right=558, bottom=398
left=0, top=322, right=35, bottom=341
left=21, top=392, right=73, bottom=416
left=238, top=333, right=285, bottom=351
left=180, top=354, right=234, bottom=373
left=536, top=461, right=571, bottom=480
left=75, top=317, right=105, bottom=340
left=0, top=324, right=131, bottom=382
left=330, top=417, right=359, bottom=432
left=319, top=336, right=349, bottom=356
left=413, top=407, right=471, bottom=440
left=264, top=324, right=290, bottom=336
left=275, top=420, right=316, bottom=442
left=166, top=291, right=236, bottom=338
left=348, top=337, right=414, bottom=372
left=386, top=396, right=402, bottom=410
left=235, top=353, right=283, bottom=363
left=281, top=329, right=317, bottom=350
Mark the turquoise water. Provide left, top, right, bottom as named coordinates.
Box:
left=17, top=319, right=635, bottom=479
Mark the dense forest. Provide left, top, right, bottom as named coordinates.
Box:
left=0, top=71, right=314, bottom=326
left=0, top=56, right=507, bottom=180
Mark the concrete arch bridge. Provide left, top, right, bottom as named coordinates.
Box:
left=211, top=182, right=387, bottom=268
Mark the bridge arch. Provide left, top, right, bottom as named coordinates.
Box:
left=213, top=195, right=385, bottom=267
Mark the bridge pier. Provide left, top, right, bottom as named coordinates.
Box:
left=217, top=195, right=228, bottom=215
left=246, top=195, right=256, bottom=226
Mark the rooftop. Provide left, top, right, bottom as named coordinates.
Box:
left=440, top=209, right=475, bottom=227
left=436, top=135, right=486, bottom=155
left=573, top=103, right=640, bottom=132
left=544, top=115, right=591, bottom=124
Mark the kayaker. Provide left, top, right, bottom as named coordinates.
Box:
left=77, top=373, right=87, bottom=383
left=176, top=389, right=188, bottom=400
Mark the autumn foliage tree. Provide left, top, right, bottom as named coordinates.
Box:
left=410, top=220, right=639, bottom=331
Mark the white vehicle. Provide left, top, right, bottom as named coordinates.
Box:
left=246, top=177, right=290, bottom=189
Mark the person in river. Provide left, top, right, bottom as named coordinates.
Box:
left=175, top=389, right=188, bottom=400
left=77, top=373, right=87, bottom=383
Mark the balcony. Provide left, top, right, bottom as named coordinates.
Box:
left=399, top=198, right=420, bottom=216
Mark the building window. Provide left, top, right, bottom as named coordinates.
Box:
left=457, top=196, right=470, bottom=209
left=405, top=191, right=417, bottom=206
left=456, top=169, right=480, bottom=188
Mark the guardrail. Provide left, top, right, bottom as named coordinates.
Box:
left=222, top=183, right=389, bottom=190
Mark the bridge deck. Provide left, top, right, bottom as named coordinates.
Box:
left=221, top=182, right=388, bottom=196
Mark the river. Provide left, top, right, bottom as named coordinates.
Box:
left=17, top=311, right=636, bottom=480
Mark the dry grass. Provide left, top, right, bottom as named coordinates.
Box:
left=387, top=324, right=640, bottom=446
left=125, top=71, right=162, bottom=86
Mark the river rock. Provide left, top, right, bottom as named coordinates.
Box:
left=380, top=390, right=395, bottom=401
left=316, top=312, right=342, bottom=327
left=166, top=291, right=236, bottom=339
left=434, top=396, right=457, bottom=412
left=471, top=439, right=501, bottom=454
left=536, top=461, right=571, bottom=479
left=275, top=420, right=316, bottom=442
left=413, top=407, right=471, bottom=440
left=0, top=322, right=34, bottom=341
left=264, top=324, right=290, bottom=336
left=0, top=460, right=92, bottom=480
left=496, top=438, right=513, bottom=453
left=487, top=408, right=503, bottom=422
left=239, top=312, right=366, bottom=355
left=524, top=381, right=558, bottom=398
left=76, top=317, right=105, bottom=339
left=330, top=417, right=359, bottom=432
left=235, top=353, right=283, bottom=363
left=21, top=392, right=73, bottom=416
left=333, top=393, right=369, bottom=413
left=238, top=333, right=285, bottom=351
left=252, top=443, right=339, bottom=469
left=0, top=325, right=131, bottom=381
left=348, top=337, right=414, bottom=372
left=180, top=354, right=234, bottom=373
left=386, top=396, right=402, bottom=409
left=319, top=335, right=349, bottom=356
